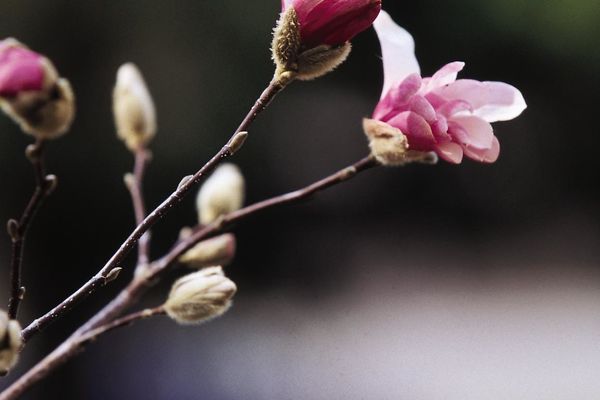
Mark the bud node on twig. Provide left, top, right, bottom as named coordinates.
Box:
left=104, top=267, right=123, bottom=284
left=226, top=131, right=248, bottom=155
left=6, top=219, right=20, bottom=241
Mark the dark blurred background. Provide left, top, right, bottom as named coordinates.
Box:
left=1, top=1, right=599, bottom=399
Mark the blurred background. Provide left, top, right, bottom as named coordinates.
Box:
left=1, top=0, right=599, bottom=399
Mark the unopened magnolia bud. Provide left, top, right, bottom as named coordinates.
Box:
left=179, top=234, right=236, bottom=268
left=1, top=78, right=75, bottom=140
left=0, top=311, right=22, bottom=376
left=363, top=118, right=438, bottom=166
left=0, top=38, right=75, bottom=139
left=272, top=7, right=352, bottom=81
left=113, top=63, right=156, bottom=151
left=196, top=163, right=245, bottom=225
left=164, top=266, right=237, bottom=325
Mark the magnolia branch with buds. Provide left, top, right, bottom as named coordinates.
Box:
left=0, top=153, right=378, bottom=399
left=20, top=76, right=288, bottom=344
left=0, top=3, right=527, bottom=399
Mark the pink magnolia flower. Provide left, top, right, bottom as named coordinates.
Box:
left=281, top=0, right=382, bottom=48
left=0, top=39, right=47, bottom=97
left=372, top=11, right=526, bottom=164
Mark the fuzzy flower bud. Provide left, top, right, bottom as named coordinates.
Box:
left=164, top=266, right=237, bottom=325
left=113, top=63, right=157, bottom=151
left=196, top=163, right=245, bottom=225
left=272, top=0, right=381, bottom=81
left=0, top=310, right=22, bottom=376
left=179, top=233, right=237, bottom=268
left=0, top=38, right=75, bottom=139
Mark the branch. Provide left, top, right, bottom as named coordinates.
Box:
left=6, top=139, right=56, bottom=319
left=124, top=148, right=152, bottom=269
left=0, top=307, right=164, bottom=400
left=81, top=154, right=378, bottom=335
left=0, top=154, right=377, bottom=399
left=20, top=76, right=290, bottom=343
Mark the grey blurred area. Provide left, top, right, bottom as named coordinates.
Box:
left=0, top=0, right=599, bottom=399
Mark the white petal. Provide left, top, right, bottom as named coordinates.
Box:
left=439, top=80, right=527, bottom=123
left=374, top=10, right=420, bottom=99
left=474, top=82, right=527, bottom=122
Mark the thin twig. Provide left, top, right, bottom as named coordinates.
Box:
left=0, top=307, right=164, bottom=400
left=7, top=139, right=56, bottom=319
left=77, top=306, right=165, bottom=345
left=0, top=154, right=377, bottom=400
left=125, top=148, right=151, bottom=269
left=20, top=77, right=290, bottom=343
left=78, top=155, right=378, bottom=335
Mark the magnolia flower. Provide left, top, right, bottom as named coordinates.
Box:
left=0, top=38, right=75, bottom=139
left=272, top=0, right=382, bottom=81
left=281, top=0, right=382, bottom=48
left=368, top=11, right=526, bottom=164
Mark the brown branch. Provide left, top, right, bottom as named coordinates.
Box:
left=19, top=76, right=290, bottom=344
left=6, top=139, right=56, bottom=319
left=75, top=155, right=378, bottom=336
left=0, top=307, right=164, bottom=400
left=125, top=148, right=152, bottom=269
left=1, top=154, right=378, bottom=399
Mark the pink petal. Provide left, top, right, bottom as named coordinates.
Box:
left=373, top=11, right=420, bottom=99
left=387, top=111, right=436, bottom=151
left=373, top=73, right=421, bottom=121
left=449, top=116, right=494, bottom=149
left=408, top=95, right=436, bottom=123
left=0, top=43, right=45, bottom=97
left=295, top=0, right=382, bottom=47
left=436, top=99, right=472, bottom=118
left=430, top=115, right=449, bottom=140
left=422, top=61, right=465, bottom=92
left=437, top=79, right=527, bottom=122
left=436, top=142, right=464, bottom=164
left=462, top=136, right=500, bottom=163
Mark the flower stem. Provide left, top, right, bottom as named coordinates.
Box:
left=0, top=153, right=377, bottom=399
left=7, top=139, right=55, bottom=320
left=0, top=307, right=164, bottom=400
left=126, top=148, right=152, bottom=270
left=20, top=76, right=290, bottom=344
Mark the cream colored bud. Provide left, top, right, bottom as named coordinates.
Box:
left=179, top=234, right=236, bottom=268
left=0, top=311, right=22, bottom=376
left=196, top=163, right=245, bottom=225
left=113, top=63, right=156, bottom=151
left=164, top=266, right=237, bottom=325
left=1, top=78, right=75, bottom=139
left=363, top=118, right=438, bottom=166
